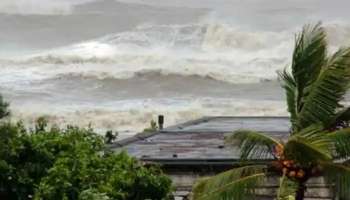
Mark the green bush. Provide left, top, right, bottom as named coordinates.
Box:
left=105, top=130, right=118, bottom=144
left=0, top=120, right=172, bottom=200
left=0, top=95, right=9, bottom=119
left=143, top=120, right=158, bottom=133
left=79, top=189, right=110, bottom=200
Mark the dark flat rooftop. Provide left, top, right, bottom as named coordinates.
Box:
left=112, top=116, right=290, bottom=164
left=164, top=116, right=290, bottom=133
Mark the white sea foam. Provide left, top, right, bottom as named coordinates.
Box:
left=2, top=4, right=350, bottom=137
left=9, top=97, right=287, bottom=137
left=3, top=21, right=350, bottom=88
left=4, top=21, right=348, bottom=84
left=0, top=22, right=295, bottom=85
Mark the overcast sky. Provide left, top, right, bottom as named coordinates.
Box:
left=0, top=0, right=95, bottom=15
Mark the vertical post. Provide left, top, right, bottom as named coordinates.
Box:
left=158, top=115, right=164, bottom=130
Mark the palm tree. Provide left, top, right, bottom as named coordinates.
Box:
left=192, top=23, right=350, bottom=200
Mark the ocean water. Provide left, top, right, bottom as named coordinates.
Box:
left=1, top=0, right=350, bottom=138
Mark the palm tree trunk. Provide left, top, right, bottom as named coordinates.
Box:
left=295, top=182, right=306, bottom=200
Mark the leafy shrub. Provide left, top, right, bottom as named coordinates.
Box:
left=0, top=120, right=172, bottom=200
left=0, top=95, right=9, bottom=119
left=79, top=189, right=110, bottom=200
left=104, top=130, right=118, bottom=144
left=143, top=120, right=158, bottom=133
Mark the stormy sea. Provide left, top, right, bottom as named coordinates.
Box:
left=1, top=0, right=350, bottom=138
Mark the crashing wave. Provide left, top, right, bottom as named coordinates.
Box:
left=0, top=22, right=295, bottom=84
left=6, top=21, right=350, bottom=84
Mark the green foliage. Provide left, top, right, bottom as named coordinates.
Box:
left=296, top=48, right=350, bottom=131
left=226, top=130, right=282, bottom=160
left=327, top=128, right=350, bottom=159
left=143, top=119, right=158, bottom=133
left=280, top=23, right=350, bottom=132
left=284, top=125, right=333, bottom=165
left=104, top=130, right=118, bottom=144
left=0, top=120, right=172, bottom=200
left=78, top=189, right=110, bottom=200
left=192, top=165, right=267, bottom=200
left=0, top=95, right=10, bottom=119
left=284, top=136, right=331, bottom=166
left=291, top=23, right=327, bottom=116
left=193, top=23, right=350, bottom=200
left=279, top=23, right=328, bottom=131
left=277, top=176, right=297, bottom=200
left=278, top=69, right=298, bottom=128
left=34, top=116, right=49, bottom=132
left=322, top=162, right=350, bottom=199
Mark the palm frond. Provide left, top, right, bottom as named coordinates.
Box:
left=295, top=47, right=350, bottom=131
left=226, top=130, right=282, bottom=160
left=277, top=175, right=298, bottom=200
left=291, top=23, right=327, bottom=116
left=322, top=162, right=350, bottom=199
left=294, top=123, right=325, bottom=138
left=284, top=134, right=332, bottom=165
left=327, top=128, right=350, bottom=159
left=327, top=107, right=350, bottom=129
left=335, top=107, right=350, bottom=122
left=278, top=69, right=297, bottom=130
left=192, top=165, right=267, bottom=200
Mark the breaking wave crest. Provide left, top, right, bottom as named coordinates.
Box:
left=1, top=22, right=294, bottom=84
left=4, top=21, right=350, bottom=85
left=3, top=0, right=350, bottom=137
